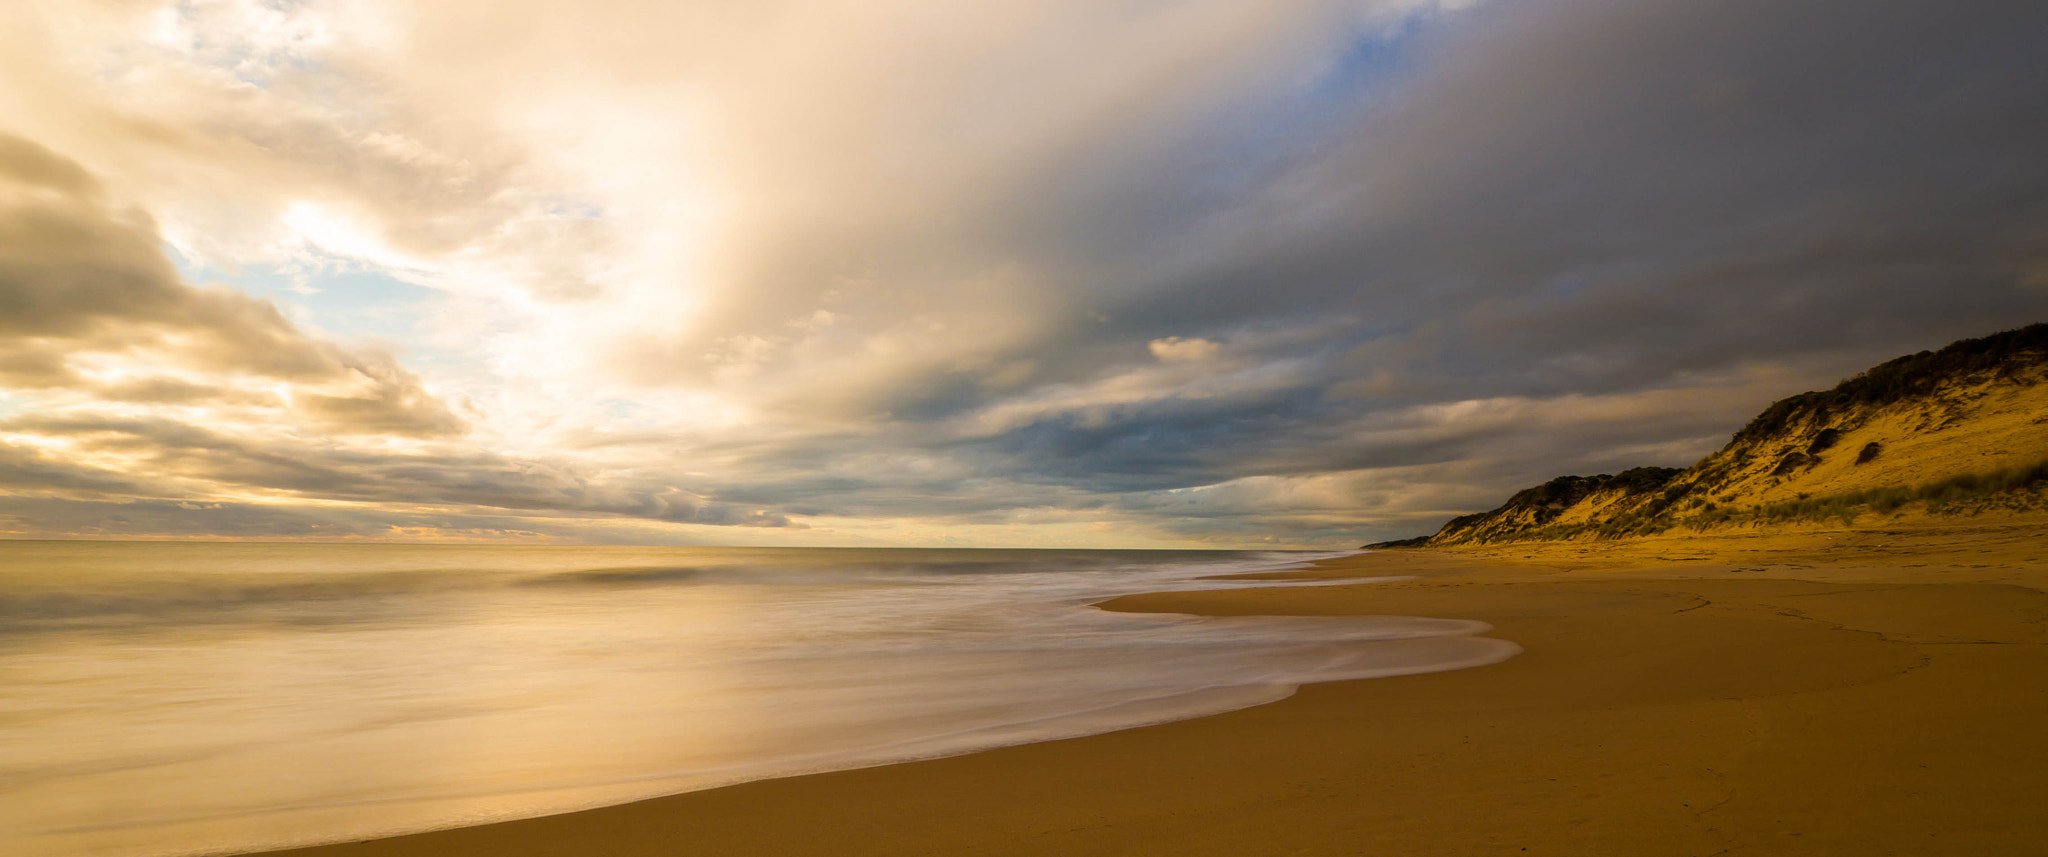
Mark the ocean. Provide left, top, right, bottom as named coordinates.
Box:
left=0, top=541, right=1516, bottom=857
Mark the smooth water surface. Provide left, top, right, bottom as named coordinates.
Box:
left=0, top=542, right=1516, bottom=857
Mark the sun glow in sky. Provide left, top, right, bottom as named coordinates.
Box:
left=1, top=0, right=2045, bottom=546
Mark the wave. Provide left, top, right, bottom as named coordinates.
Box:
left=0, top=547, right=1319, bottom=633
left=1, top=544, right=1512, bottom=857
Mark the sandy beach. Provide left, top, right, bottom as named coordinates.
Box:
left=263, top=521, right=2048, bottom=857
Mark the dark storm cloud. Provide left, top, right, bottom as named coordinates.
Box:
left=796, top=0, right=2048, bottom=541
left=672, top=377, right=1760, bottom=542
left=561, top=0, right=2048, bottom=544
left=1163, top=0, right=2048, bottom=390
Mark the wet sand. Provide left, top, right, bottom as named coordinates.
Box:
left=263, top=525, right=2048, bottom=856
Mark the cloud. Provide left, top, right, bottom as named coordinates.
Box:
left=0, top=133, right=786, bottom=537
left=1148, top=337, right=1220, bottom=363
left=0, top=132, right=467, bottom=436
left=289, top=353, right=468, bottom=438
left=0, top=438, right=155, bottom=496
left=93, top=377, right=282, bottom=407
left=0, top=412, right=794, bottom=532
left=3, top=0, right=2047, bottom=546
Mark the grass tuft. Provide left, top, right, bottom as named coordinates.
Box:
left=1689, top=455, right=2048, bottom=528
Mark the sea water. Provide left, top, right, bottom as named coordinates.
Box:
left=0, top=542, right=1517, bottom=857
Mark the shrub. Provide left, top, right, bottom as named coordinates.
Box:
left=1734, top=323, right=2048, bottom=444
left=1702, top=454, right=2048, bottom=526
left=1772, top=453, right=1814, bottom=476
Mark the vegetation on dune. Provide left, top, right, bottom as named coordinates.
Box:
left=1734, top=322, right=2048, bottom=443
left=1384, top=322, right=2048, bottom=548
left=1428, top=467, right=1684, bottom=544
left=1695, top=455, right=2048, bottom=528
left=1412, top=456, right=2048, bottom=546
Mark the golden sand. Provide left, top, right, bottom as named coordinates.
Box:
left=262, top=522, right=2048, bottom=856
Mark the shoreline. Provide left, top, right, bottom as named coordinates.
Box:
left=260, top=527, right=2048, bottom=856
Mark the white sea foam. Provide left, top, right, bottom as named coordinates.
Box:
left=0, top=543, right=1515, bottom=857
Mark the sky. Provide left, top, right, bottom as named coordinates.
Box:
left=1, top=0, right=2045, bottom=548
